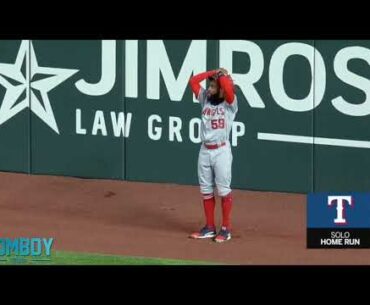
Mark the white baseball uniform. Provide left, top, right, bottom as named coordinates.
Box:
left=196, top=88, right=238, bottom=197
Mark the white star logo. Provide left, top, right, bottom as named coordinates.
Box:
left=0, top=40, right=79, bottom=134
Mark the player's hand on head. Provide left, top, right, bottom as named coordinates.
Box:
left=217, top=68, right=229, bottom=76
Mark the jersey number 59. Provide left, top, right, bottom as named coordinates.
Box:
left=211, top=118, right=225, bottom=129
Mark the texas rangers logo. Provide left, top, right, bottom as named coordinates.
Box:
left=307, top=193, right=370, bottom=248
left=0, top=40, right=78, bottom=134
left=328, top=195, right=353, bottom=225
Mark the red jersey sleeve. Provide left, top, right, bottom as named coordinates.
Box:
left=218, top=75, right=235, bottom=104
left=189, top=70, right=217, bottom=98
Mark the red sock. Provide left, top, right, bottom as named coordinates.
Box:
left=202, top=194, right=216, bottom=229
left=221, top=192, right=233, bottom=230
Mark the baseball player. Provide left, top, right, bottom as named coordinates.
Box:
left=188, top=68, right=238, bottom=243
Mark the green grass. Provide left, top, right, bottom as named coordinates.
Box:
left=0, top=251, right=216, bottom=265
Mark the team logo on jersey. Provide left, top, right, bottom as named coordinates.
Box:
left=202, top=106, right=225, bottom=117
left=0, top=40, right=78, bottom=134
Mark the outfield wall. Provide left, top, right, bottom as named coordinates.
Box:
left=0, top=40, right=369, bottom=193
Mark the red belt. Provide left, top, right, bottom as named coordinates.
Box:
left=204, top=142, right=226, bottom=149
